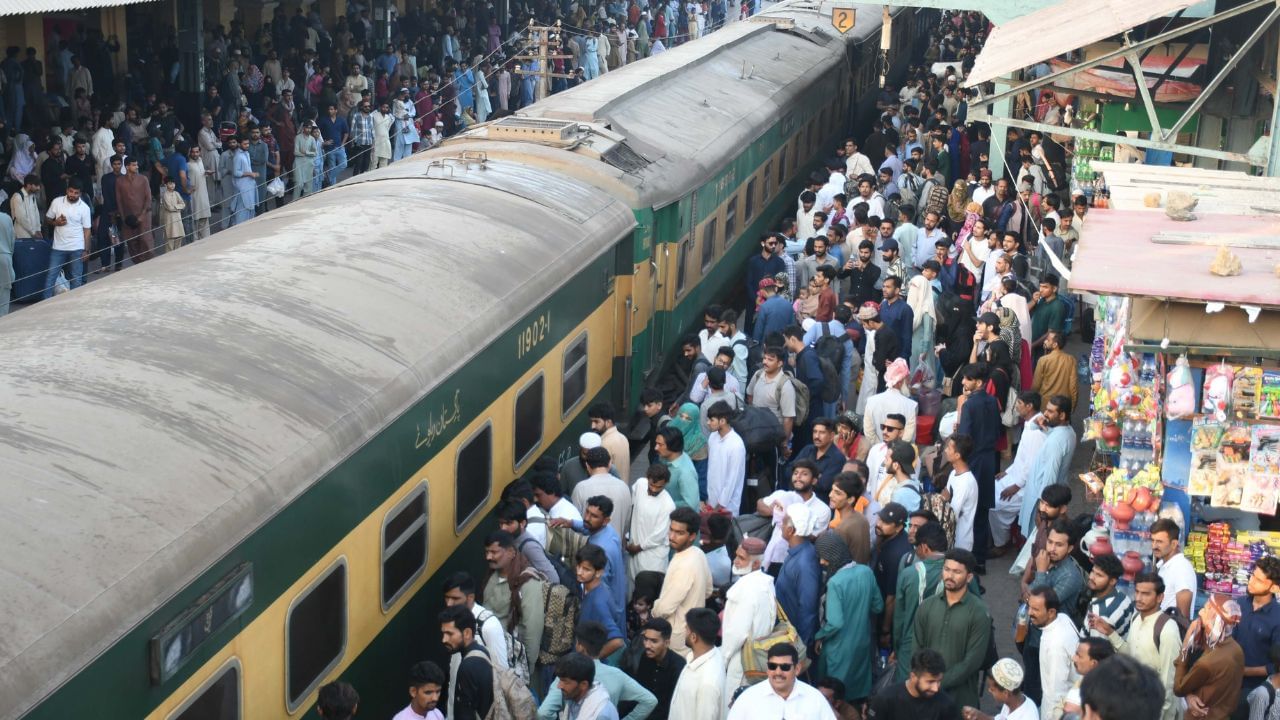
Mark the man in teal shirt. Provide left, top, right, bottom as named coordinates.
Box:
left=538, top=621, right=657, bottom=720
left=654, top=427, right=700, bottom=511
left=1029, top=274, right=1067, bottom=360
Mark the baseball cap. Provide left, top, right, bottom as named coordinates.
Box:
left=879, top=502, right=907, bottom=526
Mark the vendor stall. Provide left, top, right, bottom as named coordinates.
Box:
left=1068, top=197, right=1280, bottom=602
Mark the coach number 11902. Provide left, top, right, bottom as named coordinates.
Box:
left=516, top=312, right=551, bottom=359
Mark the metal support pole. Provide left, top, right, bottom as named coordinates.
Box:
left=987, top=77, right=1013, bottom=181
left=1124, top=44, right=1163, bottom=136
left=879, top=5, right=891, bottom=88
left=967, top=111, right=1265, bottom=167
left=1162, top=6, right=1280, bottom=142
left=1269, top=22, right=1280, bottom=175
left=176, top=0, right=204, bottom=136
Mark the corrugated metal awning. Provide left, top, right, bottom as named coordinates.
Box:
left=1, top=0, right=161, bottom=17
left=964, top=0, right=1204, bottom=87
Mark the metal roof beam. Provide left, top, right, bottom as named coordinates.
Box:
left=1123, top=43, right=1164, bottom=137
left=966, top=0, right=1274, bottom=105
left=1160, top=4, right=1280, bottom=141
left=966, top=110, right=1264, bottom=166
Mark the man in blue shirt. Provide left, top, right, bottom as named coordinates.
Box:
left=878, top=275, right=914, bottom=363
left=316, top=103, right=349, bottom=188
left=553, top=496, right=628, bottom=633
left=753, top=279, right=792, bottom=344
left=573, top=544, right=627, bottom=656
left=955, top=363, right=1001, bottom=573
left=783, top=324, right=825, bottom=452
left=776, top=503, right=822, bottom=650
left=1238, top=557, right=1280, bottom=698
left=745, top=233, right=785, bottom=331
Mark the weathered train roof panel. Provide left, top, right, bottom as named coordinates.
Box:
left=0, top=161, right=634, bottom=719
left=521, top=13, right=847, bottom=206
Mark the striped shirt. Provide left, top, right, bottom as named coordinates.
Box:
left=1083, top=588, right=1134, bottom=640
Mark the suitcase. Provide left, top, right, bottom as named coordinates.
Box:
left=12, top=239, right=50, bottom=303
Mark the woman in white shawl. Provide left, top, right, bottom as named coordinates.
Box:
left=626, top=474, right=675, bottom=582
left=906, top=271, right=937, bottom=375
left=7, top=134, right=34, bottom=184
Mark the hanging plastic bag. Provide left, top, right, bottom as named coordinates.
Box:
left=265, top=177, right=286, bottom=198
left=1166, top=355, right=1196, bottom=419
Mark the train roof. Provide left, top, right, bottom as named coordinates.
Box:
left=0, top=157, right=634, bottom=719
left=455, top=0, right=895, bottom=208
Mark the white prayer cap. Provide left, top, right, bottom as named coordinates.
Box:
left=801, top=317, right=816, bottom=333
left=579, top=432, right=602, bottom=449
left=785, top=503, right=812, bottom=536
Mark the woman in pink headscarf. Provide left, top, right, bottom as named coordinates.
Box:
left=1174, top=593, right=1245, bottom=720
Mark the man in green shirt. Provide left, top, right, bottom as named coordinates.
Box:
left=893, top=522, right=948, bottom=681
left=912, top=548, right=992, bottom=708
left=1029, top=274, right=1067, bottom=360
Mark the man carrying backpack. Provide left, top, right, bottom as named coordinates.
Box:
left=783, top=325, right=826, bottom=451
left=441, top=605, right=496, bottom=720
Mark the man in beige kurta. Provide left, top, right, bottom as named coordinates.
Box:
left=653, top=507, right=713, bottom=659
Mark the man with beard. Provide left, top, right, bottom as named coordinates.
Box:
left=620, top=618, right=685, bottom=720
left=1174, top=594, right=1246, bottom=720
left=757, top=460, right=832, bottom=572
left=981, top=177, right=1013, bottom=230
left=867, top=648, right=961, bottom=720
left=873, top=502, right=914, bottom=648
left=839, top=239, right=882, bottom=307
left=439, top=605, right=494, bottom=720
left=1019, top=396, right=1077, bottom=537
left=1089, top=573, right=1182, bottom=720
left=721, top=536, right=777, bottom=690
left=1027, top=586, right=1079, bottom=720
left=1016, top=484, right=1072, bottom=592
left=1022, top=519, right=1085, bottom=706
left=1082, top=553, right=1134, bottom=640
left=1235, top=557, right=1280, bottom=705
left=652, top=507, right=713, bottom=660
left=956, top=363, right=1001, bottom=572
left=477, top=532, right=546, bottom=679
left=913, top=549, right=992, bottom=708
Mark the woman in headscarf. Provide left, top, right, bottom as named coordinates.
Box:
left=995, top=298, right=1033, bottom=390
left=947, top=178, right=969, bottom=225
left=667, top=402, right=708, bottom=501
left=8, top=134, right=35, bottom=184
left=242, top=64, right=265, bottom=112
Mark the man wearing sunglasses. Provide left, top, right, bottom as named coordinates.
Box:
left=726, top=642, right=836, bottom=718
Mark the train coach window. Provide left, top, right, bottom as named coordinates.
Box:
left=777, top=151, right=786, bottom=188
left=700, top=218, right=717, bottom=271
left=513, top=374, right=545, bottom=467
left=562, top=333, right=589, bottom=416
left=763, top=162, right=772, bottom=200
left=381, top=484, right=429, bottom=610
left=744, top=178, right=757, bottom=225
left=724, top=197, right=737, bottom=246
left=286, top=559, right=347, bottom=712
left=170, top=659, right=240, bottom=720
left=455, top=425, right=492, bottom=529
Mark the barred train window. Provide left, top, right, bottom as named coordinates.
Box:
left=514, top=375, right=545, bottom=467
left=381, top=484, right=428, bottom=609
left=777, top=151, right=786, bottom=187
left=701, top=218, right=717, bottom=271
left=675, top=239, right=690, bottom=296
left=763, top=162, right=772, bottom=200
left=744, top=178, right=757, bottom=224
left=724, top=197, right=737, bottom=245
left=286, top=560, right=347, bottom=711
left=171, top=660, right=240, bottom=720
left=562, top=333, right=589, bottom=416
left=455, top=425, right=492, bottom=529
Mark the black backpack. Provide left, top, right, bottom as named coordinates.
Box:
left=813, top=324, right=844, bottom=404
left=1153, top=607, right=1192, bottom=652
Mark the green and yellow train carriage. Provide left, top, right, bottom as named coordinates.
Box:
left=0, top=3, right=927, bottom=719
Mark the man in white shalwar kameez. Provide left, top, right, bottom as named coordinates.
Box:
left=990, top=400, right=1046, bottom=550
left=1019, top=398, right=1077, bottom=536
left=627, top=472, right=675, bottom=583
left=720, top=537, right=776, bottom=692
left=706, top=402, right=746, bottom=515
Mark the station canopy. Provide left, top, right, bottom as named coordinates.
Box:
left=0, top=0, right=160, bottom=18
left=964, top=0, right=1205, bottom=87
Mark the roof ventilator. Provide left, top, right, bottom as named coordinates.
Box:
left=489, top=116, right=580, bottom=143
left=424, top=151, right=489, bottom=177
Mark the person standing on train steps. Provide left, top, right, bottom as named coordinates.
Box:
left=480, top=530, right=547, bottom=680
left=716, top=310, right=750, bottom=388
left=444, top=571, right=511, bottom=670
left=316, top=681, right=360, bottom=720
left=561, top=432, right=604, bottom=497
left=572, top=447, right=632, bottom=539
left=590, top=402, right=631, bottom=483
left=440, top=605, right=495, bottom=720
left=393, top=661, right=445, bottom=720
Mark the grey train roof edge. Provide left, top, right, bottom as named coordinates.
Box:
left=0, top=158, right=635, bottom=720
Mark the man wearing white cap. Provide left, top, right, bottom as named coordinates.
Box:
left=961, top=658, right=1038, bottom=720
left=775, top=503, right=823, bottom=649
left=560, top=431, right=604, bottom=497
